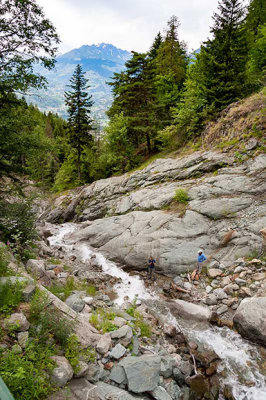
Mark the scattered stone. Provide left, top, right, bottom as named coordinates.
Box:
left=118, top=355, right=161, bottom=393
left=207, top=269, right=223, bottom=278
left=183, top=282, right=192, bottom=291
left=235, top=278, right=246, bottom=286
left=46, top=264, right=58, bottom=271
left=217, top=305, right=229, bottom=315
left=109, top=343, right=127, bottom=360
left=213, top=288, right=228, bottom=300
left=253, top=272, right=266, bottom=281
left=74, top=361, right=89, bottom=378
left=4, top=313, right=30, bottom=332
left=65, top=294, right=85, bottom=312
left=245, top=138, right=258, bottom=151
left=239, top=287, right=252, bottom=297
left=50, top=356, right=73, bottom=387
left=206, top=285, right=213, bottom=294
left=22, top=284, right=36, bottom=302
left=86, top=363, right=102, bottom=383
left=12, top=344, right=22, bottom=354
left=83, top=296, right=94, bottom=305
left=173, top=367, right=185, bottom=385
left=206, top=294, right=218, bottom=305
left=150, top=386, right=172, bottom=400
left=160, top=356, right=175, bottom=378
left=96, top=333, right=111, bottom=355
left=132, top=336, right=140, bottom=356
left=110, top=325, right=133, bottom=346
left=17, top=331, right=29, bottom=348
left=113, top=316, right=127, bottom=327
left=220, top=276, right=231, bottom=288
left=163, top=324, right=177, bottom=337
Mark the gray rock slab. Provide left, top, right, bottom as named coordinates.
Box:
left=233, top=297, right=266, bottom=346
left=150, top=386, right=172, bottom=400
left=109, top=343, right=127, bottom=359
left=168, top=300, right=211, bottom=322
left=110, top=365, right=127, bottom=384
left=190, top=197, right=252, bottom=219
left=119, top=355, right=161, bottom=393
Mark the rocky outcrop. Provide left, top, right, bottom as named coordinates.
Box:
left=44, top=152, right=266, bottom=276
left=233, top=297, right=266, bottom=346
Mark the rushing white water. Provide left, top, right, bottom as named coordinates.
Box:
left=48, top=222, right=266, bottom=399
left=49, top=223, right=155, bottom=305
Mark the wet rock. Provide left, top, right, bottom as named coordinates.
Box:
left=50, top=356, right=73, bottom=387
left=233, top=297, right=266, bottom=346
left=109, top=343, right=127, bottom=360
left=65, top=294, right=85, bottom=312
left=4, top=313, right=30, bottom=332
left=186, top=374, right=209, bottom=397
left=118, top=355, right=161, bottom=393
left=96, top=333, right=111, bottom=355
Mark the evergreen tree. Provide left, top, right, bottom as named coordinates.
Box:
left=201, top=0, right=248, bottom=110
left=149, top=32, right=163, bottom=60
left=245, top=0, right=266, bottom=39
left=108, top=52, right=156, bottom=154
left=64, top=64, right=94, bottom=180
left=154, top=16, right=188, bottom=124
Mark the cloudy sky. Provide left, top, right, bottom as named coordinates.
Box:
left=36, top=0, right=238, bottom=54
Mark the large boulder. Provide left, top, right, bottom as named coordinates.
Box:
left=4, top=313, right=30, bottom=332
left=118, top=355, right=161, bottom=393
left=233, top=297, right=266, bottom=346
left=65, top=294, right=85, bottom=312
left=168, top=300, right=211, bottom=322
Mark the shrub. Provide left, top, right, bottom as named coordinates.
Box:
left=0, top=200, right=37, bottom=254
left=0, top=281, right=23, bottom=315
left=0, top=245, right=11, bottom=276
left=65, top=335, right=95, bottom=372
left=49, top=278, right=97, bottom=301
left=173, top=188, right=189, bottom=204
left=0, top=340, right=55, bottom=400
left=29, top=290, right=74, bottom=346
left=89, top=310, right=117, bottom=333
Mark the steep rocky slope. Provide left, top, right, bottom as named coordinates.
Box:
left=44, top=150, right=266, bottom=276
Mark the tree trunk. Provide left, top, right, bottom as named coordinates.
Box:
left=146, top=132, right=151, bottom=154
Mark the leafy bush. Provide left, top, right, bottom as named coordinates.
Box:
left=173, top=188, right=189, bottom=204
left=49, top=277, right=97, bottom=301
left=0, top=200, right=37, bottom=254
left=65, top=335, right=95, bottom=372
left=0, top=281, right=23, bottom=315
left=0, top=245, right=11, bottom=276
left=0, top=340, right=55, bottom=400
left=29, top=290, right=74, bottom=346
left=89, top=310, right=117, bottom=333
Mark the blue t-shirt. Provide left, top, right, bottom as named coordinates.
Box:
left=149, top=258, right=156, bottom=268
left=198, top=254, right=207, bottom=263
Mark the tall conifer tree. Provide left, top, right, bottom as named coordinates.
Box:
left=64, top=64, right=94, bottom=180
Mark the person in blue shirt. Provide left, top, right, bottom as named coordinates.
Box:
left=197, top=249, right=207, bottom=273
left=148, top=255, right=156, bottom=280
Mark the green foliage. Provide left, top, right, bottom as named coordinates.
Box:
left=0, top=200, right=37, bottom=254
left=0, top=245, right=11, bottom=276
left=0, top=281, right=23, bottom=315
left=64, top=64, right=94, bottom=181
left=0, top=341, right=55, bottom=400
left=29, top=290, right=74, bottom=347
left=173, top=188, right=189, bottom=204
left=89, top=309, right=118, bottom=333
left=49, top=277, right=97, bottom=301
left=65, top=335, right=96, bottom=372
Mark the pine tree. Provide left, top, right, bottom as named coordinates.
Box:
left=64, top=64, right=94, bottom=181
left=201, top=0, right=248, bottom=110
left=149, top=32, right=163, bottom=60
left=154, top=16, right=188, bottom=124
left=245, top=0, right=266, bottom=39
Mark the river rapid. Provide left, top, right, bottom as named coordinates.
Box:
left=48, top=222, right=266, bottom=400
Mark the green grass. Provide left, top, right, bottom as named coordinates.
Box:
left=49, top=277, right=97, bottom=301
left=0, top=281, right=24, bottom=315
left=0, top=245, right=11, bottom=276
left=173, top=188, right=189, bottom=204
left=216, top=138, right=239, bottom=150
left=89, top=310, right=118, bottom=333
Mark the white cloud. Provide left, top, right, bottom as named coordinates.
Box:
left=36, top=0, right=246, bottom=54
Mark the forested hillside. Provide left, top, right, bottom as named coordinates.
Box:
left=0, top=0, right=265, bottom=193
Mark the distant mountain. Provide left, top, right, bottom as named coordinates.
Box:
left=27, top=43, right=131, bottom=125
